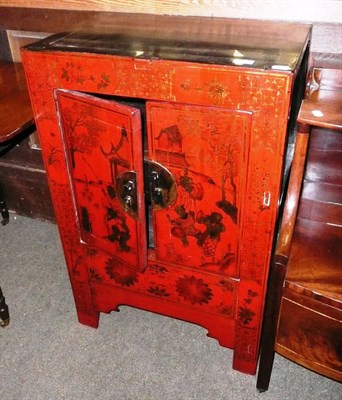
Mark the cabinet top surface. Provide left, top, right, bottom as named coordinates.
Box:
left=25, top=14, right=311, bottom=71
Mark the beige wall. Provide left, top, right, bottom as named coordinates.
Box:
left=0, top=0, right=341, bottom=23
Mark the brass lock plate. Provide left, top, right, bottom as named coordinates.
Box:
left=116, top=160, right=177, bottom=218
left=144, top=159, right=177, bottom=210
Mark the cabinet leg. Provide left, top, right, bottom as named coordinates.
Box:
left=232, top=351, right=258, bottom=375
left=71, top=280, right=100, bottom=328
left=76, top=310, right=100, bottom=328
left=0, top=286, right=10, bottom=327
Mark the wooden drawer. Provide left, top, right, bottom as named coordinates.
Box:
left=275, top=288, right=342, bottom=381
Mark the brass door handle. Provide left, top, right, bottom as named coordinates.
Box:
left=116, top=171, right=138, bottom=218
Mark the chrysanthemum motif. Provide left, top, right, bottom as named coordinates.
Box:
left=176, top=275, right=213, bottom=305
left=105, top=258, right=138, bottom=287
left=206, top=79, right=228, bottom=104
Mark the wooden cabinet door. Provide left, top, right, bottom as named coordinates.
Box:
left=147, top=101, right=252, bottom=278
left=55, top=90, right=147, bottom=272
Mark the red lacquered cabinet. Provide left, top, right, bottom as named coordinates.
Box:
left=21, top=14, right=311, bottom=375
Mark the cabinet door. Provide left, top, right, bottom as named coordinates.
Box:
left=55, top=90, right=147, bottom=272
left=147, top=101, right=252, bottom=278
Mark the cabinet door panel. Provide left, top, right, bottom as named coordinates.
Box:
left=55, top=90, right=147, bottom=272
left=147, top=101, right=252, bottom=277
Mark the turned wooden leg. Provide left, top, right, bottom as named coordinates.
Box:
left=0, top=286, right=10, bottom=327
left=0, top=183, right=9, bottom=226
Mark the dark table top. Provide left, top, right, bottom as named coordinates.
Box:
left=25, top=14, right=311, bottom=72
left=0, top=60, right=34, bottom=144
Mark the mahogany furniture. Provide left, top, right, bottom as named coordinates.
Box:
left=22, top=14, right=311, bottom=375
left=0, top=61, right=34, bottom=143
left=0, top=60, right=34, bottom=225
left=257, top=68, right=342, bottom=391
left=0, top=44, right=55, bottom=222
left=0, top=60, right=35, bottom=326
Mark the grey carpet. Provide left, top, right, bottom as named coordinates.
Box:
left=0, top=215, right=341, bottom=400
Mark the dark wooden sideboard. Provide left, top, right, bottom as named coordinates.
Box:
left=257, top=68, right=342, bottom=390
left=21, top=14, right=311, bottom=375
